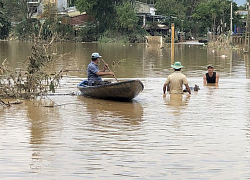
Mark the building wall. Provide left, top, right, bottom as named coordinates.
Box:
left=35, top=0, right=67, bottom=15
left=135, top=1, right=150, bottom=14
left=56, top=0, right=67, bottom=12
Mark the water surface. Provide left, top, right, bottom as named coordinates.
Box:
left=0, top=41, right=250, bottom=179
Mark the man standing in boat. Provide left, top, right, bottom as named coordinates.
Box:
left=87, top=52, right=114, bottom=86
left=203, top=65, right=219, bottom=85
left=163, top=61, right=191, bottom=95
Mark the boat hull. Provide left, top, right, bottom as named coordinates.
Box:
left=77, top=80, right=144, bottom=101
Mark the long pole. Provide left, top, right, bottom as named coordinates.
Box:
left=171, top=23, right=175, bottom=65
left=230, top=2, right=233, bottom=44
left=101, top=59, right=119, bottom=82
left=244, top=1, right=250, bottom=53
left=230, top=2, right=233, bottom=34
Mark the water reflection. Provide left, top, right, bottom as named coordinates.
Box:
left=25, top=99, right=61, bottom=172
left=78, top=96, right=143, bottom=125
left=164, top=94, right=190, bottom=116
left=2, top=41, right=250, bottom=179
left=2, top=41, right=250, bottom=79
left=244, top=54, right=250, bottom=78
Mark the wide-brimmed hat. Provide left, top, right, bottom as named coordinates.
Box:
left=171, top=61, right=184, bottom=69
left=91, top=52, right=102, bottom=59
left=207, top=65, right=214, bottom=68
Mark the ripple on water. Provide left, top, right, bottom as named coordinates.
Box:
left=1, top=70, right=250, bottom=178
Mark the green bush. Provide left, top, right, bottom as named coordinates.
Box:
left=14, top=19, right=40, bottom=40
left=76, top=23, right=98, bottom=42
left=0, top=11, right=11, bottom=39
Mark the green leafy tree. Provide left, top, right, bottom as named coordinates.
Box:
left=1, top=0, right=39, bottom=21
left=155, top=0, right=187, bottom=33
left=41, top=3, right=74, bottom=40
left=0, top=1, right=11, bottom=39
left=1, top=0, right=43, bottom=40
left=155, top=0, right=186, bottom=18
left=116, top=2, right=138, bottom=33
left=76, top=0, right=126, bottom=33
left=192, top=0, right=238, bottom=36
left=0, top=10, right=11, bottom=39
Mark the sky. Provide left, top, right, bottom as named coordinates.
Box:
left=234, top=0, right=246, bottom=6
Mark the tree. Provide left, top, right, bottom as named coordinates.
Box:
left=116, top=2, right=138, bottom=33
left=155, top=0, right=187, bottom=32
left=0, top=3, right=11, bottom=39
left=76, top=0, right=126, bottom=33
left=2, top=0, right=42, bottom=21
left=192, top=0, right=238, bottom=36
left=155, top=0, right=186, bottom=18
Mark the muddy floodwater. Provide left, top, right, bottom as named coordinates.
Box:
left=1, top=41, right=250, bottom=179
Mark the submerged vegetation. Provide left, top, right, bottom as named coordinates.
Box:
left=0, top=29, right=63, bottom=100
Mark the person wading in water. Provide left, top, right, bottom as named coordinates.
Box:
left=163, top=61, right=191, bottom=95
left=203, top=65, right=219, bottom=85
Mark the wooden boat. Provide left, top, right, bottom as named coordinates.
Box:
left=77, top=80, right=144, bottom=101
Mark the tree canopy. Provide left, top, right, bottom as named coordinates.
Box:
left=192, top=0, right=239, bottom=35
left=0, top=0, right=245, bottom=40
left=76, top=0, right=127, bottom=32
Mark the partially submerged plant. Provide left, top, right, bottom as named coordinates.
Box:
left=0, top=30, right=63, bottom=99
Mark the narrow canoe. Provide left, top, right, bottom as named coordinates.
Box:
left=77, top=80, right=144, bottom=101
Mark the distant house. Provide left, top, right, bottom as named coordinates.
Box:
left=134, top=1, right=167, bottom=35
left=60, top=8, right=94, bottom=27
left=27, top=0, right=68, bottom=18
left=234, top=10, right=248, bottom=34
left=236, top=10, right=248, bottom=17
left=134, top=1, right=153, bottom=26
left=27, top=0, right=91, bottom=27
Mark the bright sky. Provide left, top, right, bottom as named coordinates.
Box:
left=234, top=0, right=246, bottom=6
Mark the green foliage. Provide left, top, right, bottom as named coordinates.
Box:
left=68, top=0, right=77, bottom=7
left=99, top=28, right=147, bottom=43
left=0, top=0, right=245, bottom=42
left=14, top=19, right=40, bottom=40
left=155, top=0, right=186, bottom=18
left=39, top=3, right=75, bottom=40
left=98, top=30, right=127, bottom=43
left=0, top=10, right=11, bottom=39
left=192, top=0, right=239, bottom=35
left=40, top=20, right=75, bottom=41
left=76, top=0, right=125, bottom=32
left=54, top=23, right=74, bottom=40
left=1, top=0, right=28, bottom=22
left=76, top=22, right=98, bottom=42
left=0, top=34, right=63, bottom=98
left=116, top=2, right=139, bottom=32
left=155, top=0, right=190, bottom=35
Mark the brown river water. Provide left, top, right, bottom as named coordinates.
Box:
left=1, top=41, right=250, bottom=179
